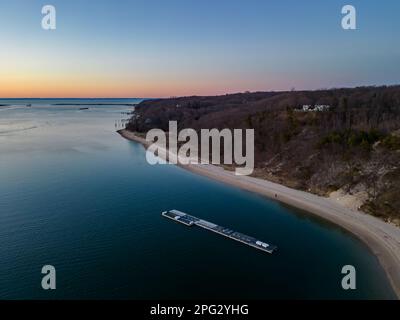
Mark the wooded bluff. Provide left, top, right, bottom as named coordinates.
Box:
left=127, top=86, right=400, bottom=225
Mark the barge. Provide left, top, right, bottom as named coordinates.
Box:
left=162, top=209, right=277, bottom=254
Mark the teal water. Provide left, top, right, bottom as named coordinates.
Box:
left=0, top=100, right=396, bottom=299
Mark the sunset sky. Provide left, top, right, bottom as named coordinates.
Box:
left=1, top=0, right=399, bottom=98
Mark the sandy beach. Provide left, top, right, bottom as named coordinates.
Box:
left=118, top=129, right=400, bottom=299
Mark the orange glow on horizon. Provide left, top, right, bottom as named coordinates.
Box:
left=0, top=75, right=269, bottom=99
left=0, top=51, right=284, bottom=98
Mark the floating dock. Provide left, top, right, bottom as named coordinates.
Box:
left=162, top=209, right=277, bottom=254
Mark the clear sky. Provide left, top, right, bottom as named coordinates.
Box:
left=0, top=0, right=399, bottom=98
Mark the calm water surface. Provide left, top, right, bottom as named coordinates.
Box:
left=0, top=99, right=396, bottom=299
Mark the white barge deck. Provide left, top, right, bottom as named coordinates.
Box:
left=162, top=209, right=277, bottom=254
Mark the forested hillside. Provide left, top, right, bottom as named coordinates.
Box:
left=127, top=86, right=400, bottom=225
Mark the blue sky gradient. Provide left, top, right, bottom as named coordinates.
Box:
left=0, top=0, right=399, bottom=97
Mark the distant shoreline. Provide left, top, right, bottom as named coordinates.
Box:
left=51, top=103, right=137, bottom=106
left=118, top=129, right=400, bottom=299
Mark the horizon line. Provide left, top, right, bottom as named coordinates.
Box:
left=1, top=84, right=399, bottom=100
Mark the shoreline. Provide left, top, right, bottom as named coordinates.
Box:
left=118, top=129, right=400, bottom=299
